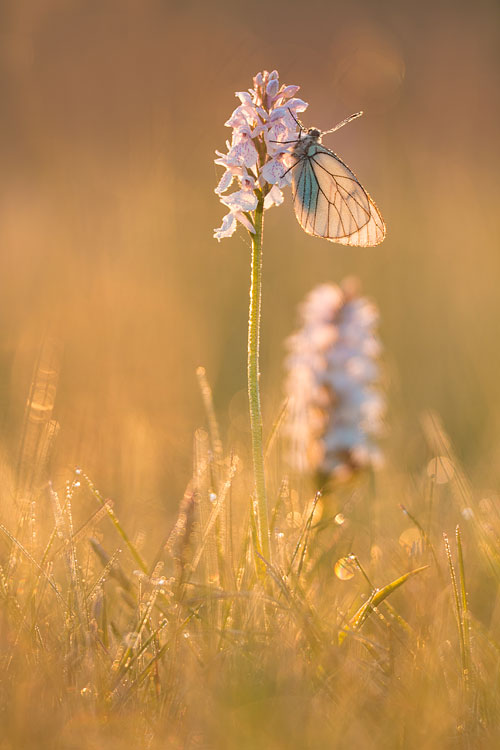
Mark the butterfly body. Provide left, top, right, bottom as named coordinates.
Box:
left=292, top=127, right=322, bottom=158
left=290, top=125, right=386, bottom=246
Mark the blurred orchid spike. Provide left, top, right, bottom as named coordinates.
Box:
left=213, top=69, right=308, bottom=240
left=284, top=278, right=385, bottom=482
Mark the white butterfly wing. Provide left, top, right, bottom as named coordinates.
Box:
left=292, top=144, right=386, bottom=246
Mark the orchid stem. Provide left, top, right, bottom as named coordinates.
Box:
left=247, top=193, right=270, bottom=562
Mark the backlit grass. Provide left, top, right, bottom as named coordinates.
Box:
left=1, top=361, right=500, bottom=750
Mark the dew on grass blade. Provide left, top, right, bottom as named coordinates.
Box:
left=305, top=497, right=323, bottom=524
left=334, top=555, right=357, bottom=580
left=124, top=632, right=140, bottom=648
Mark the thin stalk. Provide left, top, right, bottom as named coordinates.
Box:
left=247, top=194, right=270, bottom=561
left=443, top=532, right=468, bottom=685
left=456, top=526, right=472, bottom=688
left=83, top=473, right=149, bottom=575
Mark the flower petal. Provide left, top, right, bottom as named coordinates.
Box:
left=214, top=212, right=237, bottom=241
left=236, top=91, right=253, bottom=105
left=280, top=84, right=300, bottom=100
left=221, top=188, right=258, bottom=212
left=234, top=211, right=255, bottom=233
left=286, top=97, right=308, bottom=113
left=214, top=169, right=235, bottom=195
left=264, top=185, right=284, bottom=209
left=261, top=155, right=290, bottom=187
left=225, top=104, right=259, bottom=129
left=226, top=127, right=259, bottom=168
left=266, top=78, right=280, bottom=98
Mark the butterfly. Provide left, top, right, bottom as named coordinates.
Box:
left=284, top=111, right=386, bottom=246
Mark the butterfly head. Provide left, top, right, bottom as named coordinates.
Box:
left=292, top=127, right=323, bottom=158
left=307, top=127, right=322, bottom=139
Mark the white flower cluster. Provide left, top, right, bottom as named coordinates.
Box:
left=214, top=70, right=308, bottom=241
left=284, top=279, right=385, bottom=481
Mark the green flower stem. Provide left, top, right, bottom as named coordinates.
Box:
left=247, top=193, right=270, bottom=562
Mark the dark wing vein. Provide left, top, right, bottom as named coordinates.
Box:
left=311, top=154, right=371, bottom=233
left=292, top=145, right=386, bottom=246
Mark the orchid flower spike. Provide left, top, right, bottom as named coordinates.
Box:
left=284, top=278, right=386, bottom=482
left=214, top=70, right=308, bottom=241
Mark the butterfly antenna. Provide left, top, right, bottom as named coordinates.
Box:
left=287, top=108, right=304, bottom=138
left=322, top=111, right=364, bottom=136
left=269, top=108, right=305, bottom=144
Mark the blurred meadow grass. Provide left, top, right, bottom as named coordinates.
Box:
left=2, top=0, right=500, bottom=747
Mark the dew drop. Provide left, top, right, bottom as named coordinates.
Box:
left=305, top=497, right=323, bottom=524
left=399, top=527, right=422, bottom=555
left=334, top=555, right=357, bottom=581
